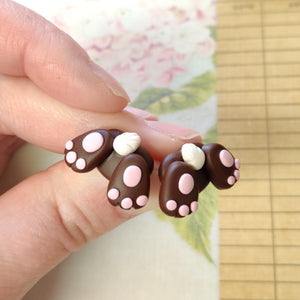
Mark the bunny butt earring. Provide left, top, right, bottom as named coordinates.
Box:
left=158, top=143, right=240, bottom=218
left=64, top=129, right=153, bottom=210
left=64, top=130, right=240, bottom=218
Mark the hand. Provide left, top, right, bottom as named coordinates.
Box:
left=0, top=1, right=201, bottom=299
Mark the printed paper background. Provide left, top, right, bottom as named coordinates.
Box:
left=5, top=1, right=219, bottom=299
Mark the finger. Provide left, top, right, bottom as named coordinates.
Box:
left=0, top=75, right=201, bottom=160
left=0, top=136, right=24, bottom=175
left=0, top=0, right=129, bottom=113
left=0, top=159, right=160, bottom=299
left=124, top=106, right=159, bottom=121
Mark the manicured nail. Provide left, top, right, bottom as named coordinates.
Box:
left=124, top=107, right=159, bottom=121
left=90, top=62, right=130, bottom=103
left=145, top=120, right=201, bottom=140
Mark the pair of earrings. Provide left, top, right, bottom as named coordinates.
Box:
left=64, top=129, right=240, bottom=218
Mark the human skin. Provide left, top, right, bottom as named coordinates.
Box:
left=0, top=1, right=202, bottom=299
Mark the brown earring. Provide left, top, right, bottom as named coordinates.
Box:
left=65, top=129, right=153, bottom=210
left=158, top=142, right=240, bottom=218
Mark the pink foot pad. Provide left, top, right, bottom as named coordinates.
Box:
left=202, top=143, right=240, bottom=189
left=159, top=161, right=199, bottom=218
left=64, top=129, right=114, bottom=173
left=65, top=129, right=239, bottom=218
left=107, top=153, right=151, bottom=210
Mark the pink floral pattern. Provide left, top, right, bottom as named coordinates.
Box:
left=49, top=0, right=216, bottom=99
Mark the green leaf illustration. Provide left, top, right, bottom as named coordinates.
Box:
left=155, top=125, right=218, bottom=262
left=208, top=26, right=216, bottom=40
left=208, top=26, right=216, bottom=65
left=156, top=185, right=218, bottom=262
left=132, top=72, right=218, bottom=261
left=131, top=71, right=216, bottom=115
left=203, top=125, right=217, bottom=144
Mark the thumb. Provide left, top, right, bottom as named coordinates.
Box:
left=0, top=161, right=160, bottom=299
left=0, top=0, right=129, bottom=113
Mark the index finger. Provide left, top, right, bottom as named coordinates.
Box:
left=0, top=0, right=129, bottom=113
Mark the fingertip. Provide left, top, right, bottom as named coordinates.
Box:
left=137, top=120, right=202, bottom=161
left=0, top=1, right=130, bottom=113
left=90, top=62, right=130, bottom=112
left=26, top=31, right=130, bottom=113
left=145, top=120, right=202, bottom=141
left=124, top=106, right=159, bottom=121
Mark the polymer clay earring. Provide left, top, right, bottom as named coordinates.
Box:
left=158, top=142, right=240, bottom=218
left=64, top=129, right=239, bottom=217
left=64, top=129, right=153, bottom=210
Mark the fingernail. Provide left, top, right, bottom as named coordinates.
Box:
left=124, top=107, right=159, bottom=121
left=90, top=62, right=130, bottom=103
left=146, top=120, right=201, bottom=140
